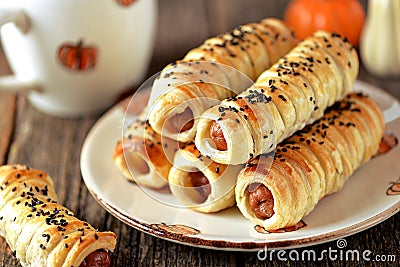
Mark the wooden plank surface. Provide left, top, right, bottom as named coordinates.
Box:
left=0, top=46, right=16, bottom=166
left=0, top=0, right=398, bottom=266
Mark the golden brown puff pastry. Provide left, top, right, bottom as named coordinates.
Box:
left=113, top=113, right=178, bottom=190
left=147, top=18, right=297, bottom=143
left=195, top=31, right=359, bottom=165
left=0, top=164, right=117, bottom=267
left=235, top=93, right=385, bottom=230
left=168, top=142, right=243, bottom=213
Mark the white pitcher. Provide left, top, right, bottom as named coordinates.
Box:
left=0, top=0, right=157, bottom=117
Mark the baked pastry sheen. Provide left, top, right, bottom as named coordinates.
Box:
left=235, top=93, right=385, bottom=230
left=0, top=164, right=116, bottom=267
left=147, top=18, right=297, bottom=142
left=113, top=116, right=177, bottom=189
left=195, top=31, right=359, bottom=164
left=169, top=142, right=243, bottom=213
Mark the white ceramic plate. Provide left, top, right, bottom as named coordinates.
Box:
left=80, top=81, right=400, bottom=251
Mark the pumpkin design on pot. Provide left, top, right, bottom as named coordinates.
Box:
left=116, top=0, right=137, bottom=7
left=58, top=39, right=98, bottom=71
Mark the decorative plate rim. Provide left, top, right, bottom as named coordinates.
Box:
left=87, top=187, right=399, bottom=251
left=80, top=80, right=400, bottom=251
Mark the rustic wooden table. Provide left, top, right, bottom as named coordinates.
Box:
left=0, top=0, right=399, bottom=266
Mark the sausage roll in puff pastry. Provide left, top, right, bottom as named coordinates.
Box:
left=168, top=142, right=243, bottom=213
left=0, top=164, right=117, bottom=267
left=147, top=18, right=297, bottom=143
left=195, top=31, right=359, bottom=164
left=113, top=114, right=177, bottom=189
left=235, top=93, right=385, bottom=230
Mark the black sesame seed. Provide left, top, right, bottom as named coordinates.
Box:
left=325, top=58, right=331, bottom=64
left=42, top=234, right=50, bottom=243
left=278, top=95, right=287, bottom=101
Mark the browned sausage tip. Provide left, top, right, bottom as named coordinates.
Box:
left=210, top=121, right=228, bottom=151
left=189, top=171, right=211, bottom=203
left=169, top=107, right=194, bottom=133
left=79, top=249, right=111, bottom=267
left=248, top=183, right=275, bottom=220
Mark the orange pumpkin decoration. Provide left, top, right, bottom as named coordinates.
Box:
left=58, top=40, right=97, bottom=71
left=284, top=0, right=365, bottom=47
left=116, top=0, right=137, bottom=7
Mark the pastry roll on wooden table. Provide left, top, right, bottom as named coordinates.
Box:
left=147, top=18, right=297, bottom=142
left=195, top=31, right=359, bottom=165
left=235, top=93, right=385, bottom=230
left=0, top=164, right=117, bottom=267
left=168, top=143, right=243, bottom=213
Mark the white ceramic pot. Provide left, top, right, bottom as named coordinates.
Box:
left=0, top=0, right=157, bottom=117
left=360, top=0, right=400, bottom=77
